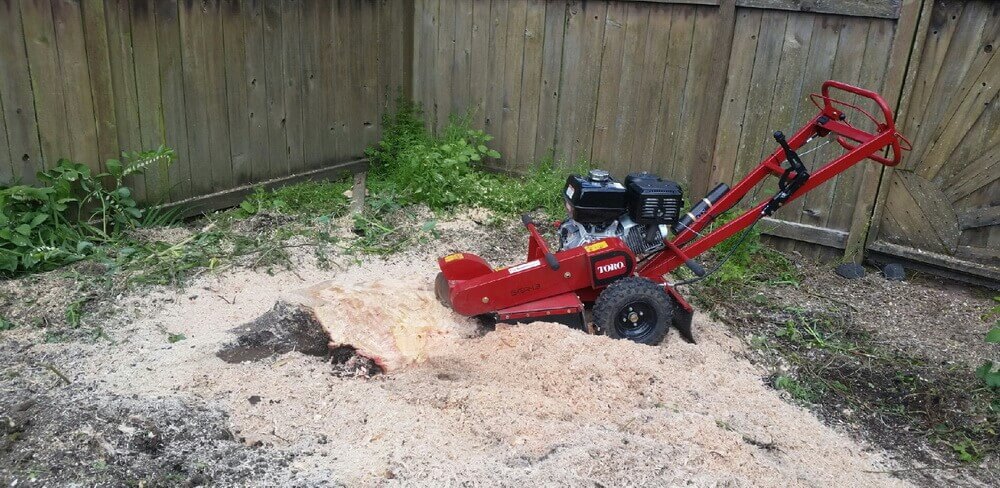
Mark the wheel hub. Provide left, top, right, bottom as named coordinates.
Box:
left=615, top=302, right=656, bottom=340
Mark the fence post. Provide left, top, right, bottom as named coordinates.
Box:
left=843, top=0, right=930, bottom=263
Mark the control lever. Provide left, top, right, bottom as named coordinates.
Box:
left=764, top=131, right=810, bottom=216
left=522, top=213, right=560, bottom=270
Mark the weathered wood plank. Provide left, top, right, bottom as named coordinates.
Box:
left=469, top=0, right=491, bottom=131
left=868, top=240, right=1000, bottom=284
left=357, top=1, right=379, bottom=149
left=760, top=217, right=849, bottom=249
left=262, top=0, right=286, bottom=178
left=610, top=2, right=650, bottom=171
left=590, top=0, right=628, bottom=171
left=708, top=7, right=761, bottom=189
left=554, top=1, right=607, bottom=165
left=0, top=81, right=12, bottom=183
left=222, top=0, right=252, bottom=183
left=154, top=0, right=192, bottom=200
left=500, top=0, right=527, bottom=165
left=0, top=0, right=43, bottom=184
left=105, top=0, right=145, bottom=195
left=484, top=0, right=508, bottom=163
left=688, top=0, right=735, bottom=196
left=651, top=4, right=696, bottom=176
left=330, top=1, right=352, bottom=161
left=533, top=0, right=566, bottom=161
left=732, top=10, right=786, bottom=182
left=81, top=0, right=118, bottom=172
left=434, top=0, right=455, bottom=130
left=514, top=0, right=546, bottom=167
left=51, top=0, right=99, bottom=170
left=958, top=205, right=1000, bottom=231
left=779, top=13, right=838, bottom=224
left=129, top=0, right=166, bottom=203
left=736, top=0, right=901, bottom=20
left=280, top=0, right=304, bottom=176
left=178, top=0, right=214, bottom=196
left=452, top=0, right=473, bottom=115
left=20, top=0, right=70, bottom=168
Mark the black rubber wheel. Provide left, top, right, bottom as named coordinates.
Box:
left=593, top=276, right=673, bottom=346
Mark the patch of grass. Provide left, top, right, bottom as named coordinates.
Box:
left=773, top=374, right=819, bottom=402
left=0, top=317, right=17, bottom=332
left=167, top=332, right=186, bottom=344
left=719, top=294, right=999, bottom=465
left=236, top=179, right=352, bottom=218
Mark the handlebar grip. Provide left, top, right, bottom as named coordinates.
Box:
left=685, top=259, right=705, bottom=277
left=544, top=252, right=560, bottom=270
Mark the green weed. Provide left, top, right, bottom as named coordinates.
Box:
left=367, top=97, right=581, bottom=217
left=773, top=374, right=818, bottom=402
left=0, top=146, right=175, bottom=276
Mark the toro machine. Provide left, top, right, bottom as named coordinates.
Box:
left=435, top=81, right=910, bottom=346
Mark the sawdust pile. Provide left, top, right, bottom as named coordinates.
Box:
left=74, top=251, right=907, bottom=486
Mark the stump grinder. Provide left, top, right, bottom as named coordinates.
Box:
left=434, top=81, right=910, bottom=346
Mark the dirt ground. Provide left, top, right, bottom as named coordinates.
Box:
left=1, top=212, right=996, bottom=486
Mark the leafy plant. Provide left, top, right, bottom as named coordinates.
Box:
left=0, top=317, right=16, bottom=332
left=367, top=97, right=580, bottom=217
left=0, top=146, right=175, bottom=276
left=976, top=298, right=1000, bottom=388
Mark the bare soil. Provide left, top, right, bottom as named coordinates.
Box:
left=0, top=211, right=995, bottom=486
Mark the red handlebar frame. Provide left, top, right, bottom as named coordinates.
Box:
left=815, top=80, right=909, bottom=166
left=637, top=80, right=909, bottom=281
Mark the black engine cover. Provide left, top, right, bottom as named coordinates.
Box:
left=625, top=172, right=683, bottom=225
left=564, top=173, right=627, bottom=224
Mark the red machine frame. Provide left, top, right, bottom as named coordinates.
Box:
left=436, top=81, right=909, bottom=339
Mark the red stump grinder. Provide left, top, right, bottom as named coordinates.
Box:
left=435, top=81, right=910, bottom=346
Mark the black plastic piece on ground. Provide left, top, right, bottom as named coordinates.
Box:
left=835, top=263, right=865, bottom=279
left=882, top=263, right=906, bottom=281
left=521, top=213, right=533, bottom=226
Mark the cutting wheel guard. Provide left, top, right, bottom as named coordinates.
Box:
left=435, top=80, right=909, bottom=346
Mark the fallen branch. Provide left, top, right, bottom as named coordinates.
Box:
left=42, top=362, right=71, bottom=385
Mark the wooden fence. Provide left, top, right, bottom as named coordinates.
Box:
left=0, top=0, right=996, bottom=283
left=413, top=0, right=998, bottom=283
left=0, top=0, right=412, bottom=207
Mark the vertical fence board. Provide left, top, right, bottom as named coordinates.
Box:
left=222, top=0, right=251, bottom=184
left=484, top=0, right=508, bottom=160
left=20, top=0, right=70, bottom=169
left=499, top=0, right=527, bottom=166
left=130, top=0, right=166, bottom=203
left=608, top=3, right=649, bottom=172
left=0, top=0, right=43, bottom=183
left=532, top=0, right=565, bottom=161
left=555, top=1, right=607, bottom=164
left=513, top=0, right=545, bottom=167
left=154, top=0, right=192, bottom=200
left=81, top=0, right=118, bottom=172
left=589, top=0, right=627, bottom=171
left=51, top=0, right=99, bottom=171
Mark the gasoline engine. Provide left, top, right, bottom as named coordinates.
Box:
left=559, top=169, right=729, bottom=257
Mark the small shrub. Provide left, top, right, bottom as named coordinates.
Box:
left=976, top=298, right=1000, bottom=388
left=0, top=146, right=175, bottom=276
left=367, top=97, right=580, bottom=217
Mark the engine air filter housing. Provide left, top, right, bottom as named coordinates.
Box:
left=625, top=172, right=683, bottom=225
left=564, top=171, right=627, bottom=224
